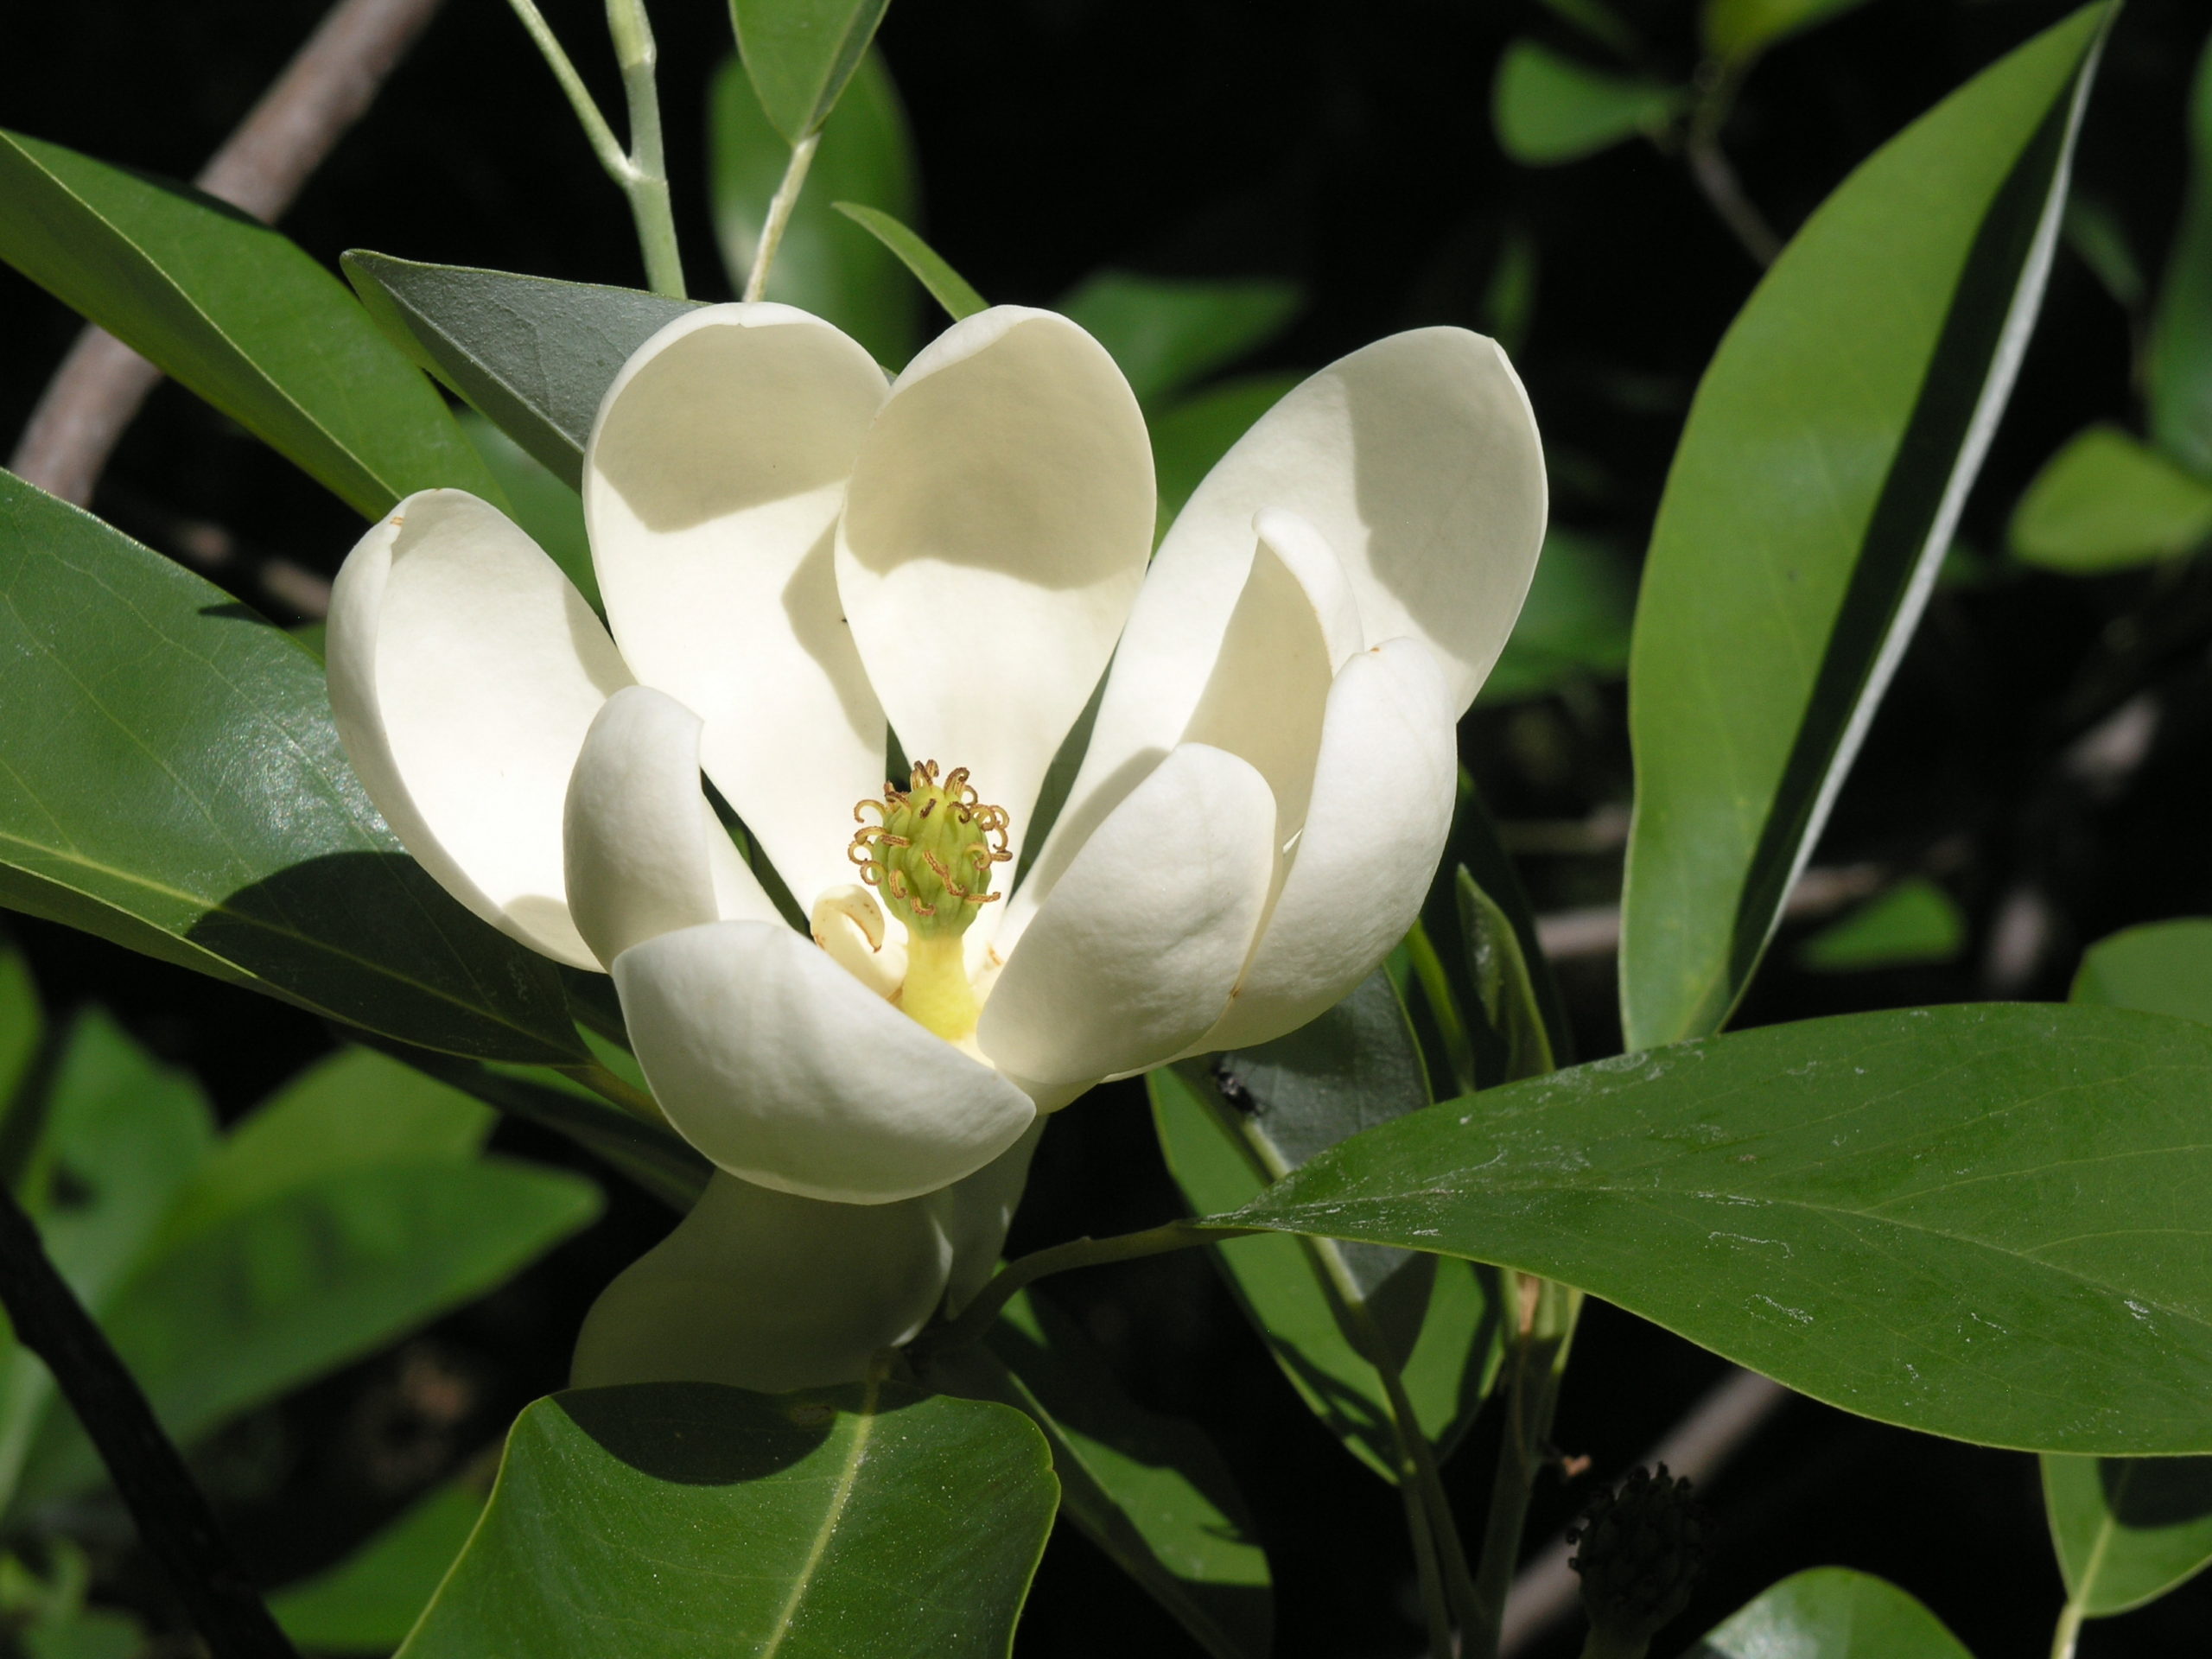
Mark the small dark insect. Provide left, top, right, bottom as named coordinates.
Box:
left=1211, top=1055, right=1255, bottom=1114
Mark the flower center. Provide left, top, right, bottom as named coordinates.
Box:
left=849, top=761, right=1013, bottom=1042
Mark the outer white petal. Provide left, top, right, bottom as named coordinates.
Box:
left=1195, top=639, right=1458, bottom=1054
left=585, top=303, right=891, bottom=912
left=977, top=745, right=1275, bottom=1087
left=563, top=686, right=779, bottom=968
left=836, top=306, right=1154, bottom=887
left=931, top=1120, right=1044, bottom=1315
left=327, top=488, right=631, bottom=969
left=1033, top=329, right=1542, bottom=909
left=569, top=1171, right=952, bottom=1393
left=613, top=919, right=1036, bottom=1204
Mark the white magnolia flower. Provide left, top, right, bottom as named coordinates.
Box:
left=327, top=302, right=1544, bottom=1390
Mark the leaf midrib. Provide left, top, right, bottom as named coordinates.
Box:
left=759, top=1375, right=880, bottom=1659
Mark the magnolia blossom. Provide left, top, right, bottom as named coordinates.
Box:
left=326, top=302, right=1544, bottom=1390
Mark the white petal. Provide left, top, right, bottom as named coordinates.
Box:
left=836, top=306, right=1154, bottom=887
left=931, top=1120, right=1044, bottom=1315
left=585, top=303, right=891, bottom=912
left=613, top=919, right=1037, bottom=1204
left=810, top=884, right=906, bottom=1000
left=1195, top=639, right=1458, bottom=1054
left=977, top=744, right=1275, bottom=1086
left=327, top=489, right=631, bottom=969
left=1035, top=329, right=1542, bottom=912
left=570, top=1171, right=952, bottom=1393
left=563, top=686, right=779, bottom=968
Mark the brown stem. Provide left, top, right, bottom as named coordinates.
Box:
left=9, top=0, right=448, bottom=504
left=0, top=1179, right=296, bottom=1656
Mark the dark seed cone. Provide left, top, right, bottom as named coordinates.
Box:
left=1564, top=1462, right=1713, bottom=1656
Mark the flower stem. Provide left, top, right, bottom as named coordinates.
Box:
left=744, top=130, right=822, bottom=302
left=1465, top=1276, right=1582, bottom=1659
left=2050, top=1599, right=2087, bottom=1659
left=1401, top=1468, right=1457, bottom=1659
left=914, top=1219, right=1251, bottom=1362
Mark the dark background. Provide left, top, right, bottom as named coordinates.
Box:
left=3, top=0, right=2209, bottom=1653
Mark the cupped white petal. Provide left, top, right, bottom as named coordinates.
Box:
left=327, top=488, right=632, bottom=969
left=931, top=1121, right=1044, bottom=1315
left=978, top=744, right=1275, bottom=1087
left=836, top=306, right=1154, bottom=882
left=1034, top=329, right=1542, bottom=908
left=569, top=1171, right=952, bottom=1393
left=1194, top=638, right=1458, bottom=1054
left=613, top=919, right=1037, bottom=1204
left=563, top=686, right=779, bottom=969
left=585, top=303, right=891, bottom=912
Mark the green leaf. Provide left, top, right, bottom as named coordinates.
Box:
left=0, top=474, right=586, bottom=1065
left=711, top=49, right=918, bottom=366
left=21, top=1150, right=600, bottom=1506
left=1491, top=41, right=1681, bottom=166
left=272, top=1478, right=487, bottom=1650
left=1454, top=872, right=1556, bottom=1082
left=1220, top=1002, right=2212, bottom=1454
left=400, top=1380, right=1058, bottom=1658
left=2009, top=423, right=2212, bottom=571
left=2149, top=30, right=2212, bottom=477
left=2037, top=923, right=2212, bottom=1618
left=730, top=0, right=893, bottom=145
left=458, top=411, right=598, bottom=611
left=2072, top=918, right=2212, bottom=1024
left=929, top=1289, right=1270, bottom=1659
left=1700, top=0, right=1876, bottom=65
left=1055, top=271, right=1300, bottom=409
left=1795, top=877, right=1966, bottom=972
left=1619, top=8, right=2110, bottom=1049
left=2044, top=1453, right=2212, bottom=1617
left=0, top=130, right=497, bottom=519
left=344, top=252, right=703, bottom=490
left=2063, top=194, right=2145, bottom=312
left=830, top=203, right=986, bottom=321
left=1476, top=528, right=1634, bottom=703
left=1149, top=975, right=1503, bottom=1481
left=1687, top=1567, right=1972, bottom=1658
left=1149, top=373, right=1302, bottom=541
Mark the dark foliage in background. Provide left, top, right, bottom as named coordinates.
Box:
left=2, top=1, right=2208, bottom=1653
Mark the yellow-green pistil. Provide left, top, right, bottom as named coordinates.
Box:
left=849, top=761, right=1013, bottom=1041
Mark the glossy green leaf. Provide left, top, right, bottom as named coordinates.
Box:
left=0, top=130, right=496, bottom=519
left=1700, top=0, right=1876, bottom=65
left=344, top=252, right=702, bottom=490
left=1150, top=974, right=1503, bottom=1481
left=1455, top=872, right=1555, bottom=1082
left=459, top=410, right=598, bottom=610
left=1150, top=373, right=1302, bottom=541
left=0, top=473, right=586, bottom=1065
left=1477, top=528, right=1634, bottom=703
left=930, top=1290, right=1269, bottom=1659
left=2038, top=923, right=2212, bottom=1618
left=1620, top=8, right=2109, bottom=1049
left=1796, top=877, right=1966, bottom=971
left=831, top=203, right=986, bottom=321
left=2063, top=194, right=2145, bottom=311
left=1687, top=1567, right=1972, bottom=1658
left=2072, top=918, right=2212, bottom=1024
left=2009, top=423, right=2212, bottom=571
left=2148, top=30, right=2212, bottom=477
left=730, top=0, right=892, bottom=144
left=2044, top=1451, right=2212, bottom=1616
left=272, top=1478, right=487, bottom=1650
left=400, top=1380, right=1058, bottom=1658
left=711, top=50, right=918, bottom=366
left=1056, top=271, right=1300, bottom=409
left=19, top=1055, right=600, bottom=1503
left=1492, top=41, right=1681, bottom=166
left=1220, top=1002, right=2212, bottom=1454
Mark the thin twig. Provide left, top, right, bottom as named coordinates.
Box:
left=1499, top=1368, right=1789, bottom=1656
left=744, top=132, right=822, bottom=302
left=8, top=0, right=448, bottom=505
left=1681, top=60, right=1782, bottom=269
left=0, top=1180, right=297, bottom=1657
